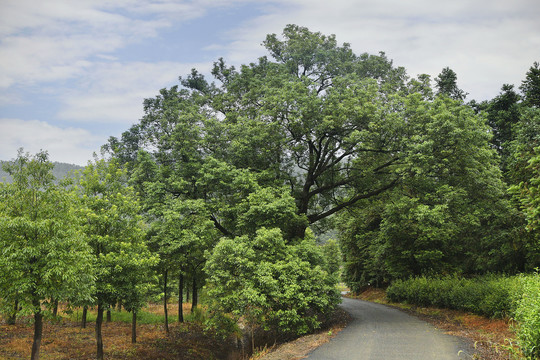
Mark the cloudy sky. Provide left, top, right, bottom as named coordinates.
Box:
left=1, top=0, right=539, bottom=165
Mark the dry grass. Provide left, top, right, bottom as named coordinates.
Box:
left=0, top=303, right=234, bottom=360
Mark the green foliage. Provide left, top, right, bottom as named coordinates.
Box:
left=322, top=239, right=341, bottom=278
left=520, top=62, right=540, bottom=108
left=435, top=67, right=467, bottom=101
left=340, top=94, right=512, bottom=285
left=508, top=107, right=540, bottom=235
left=76, top=158, right=158, bottom=311
left=511, top=146, right=540, bottom=233
left=205, top=227, right=340, bottom=337
left=0, top=149, right=94, bottom=359
left=386, top=275, right=517, bottom=318
left=106, top=24, right=410, bottom=243
left=0, top=160, right=83, bottom=184
left=513, top=272, right=540, bottom=359
left=0, top=149, right=94, bottom=316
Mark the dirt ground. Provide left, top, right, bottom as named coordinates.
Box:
left=0, top=303, right=234, bottom=360
left=257, top=288, right=519, bottom=360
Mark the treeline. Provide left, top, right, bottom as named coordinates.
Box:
left=340, top=63, right=540, bottom=290
left=1, top=24, right=539, bottom=359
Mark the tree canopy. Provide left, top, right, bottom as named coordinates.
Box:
left=0, top=149, right=94, bottom=360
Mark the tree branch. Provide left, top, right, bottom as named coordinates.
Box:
left=210, top=214, right=233, bottom=237
left=307, top=178, right=398, bottom=223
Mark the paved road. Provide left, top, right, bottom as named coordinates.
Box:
left=307, top=298, right=473, bottom=360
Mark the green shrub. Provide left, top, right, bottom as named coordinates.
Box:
left=513, top=272, right=540, bottom=359
left=386, top=275, right=515, bottom=318
left=387, top=273, right=540, bottom=358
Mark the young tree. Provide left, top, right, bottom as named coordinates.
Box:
left=76, top=158, right=157, bottom=359
left=152, top=197, right=218, bottom=327
left=205, top=227, right=340, bottom=341
left=520, top=61, right=540, bottom=108
left=0, top=149, right=94, bottom=360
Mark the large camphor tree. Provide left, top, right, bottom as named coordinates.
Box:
left=106, top=24, right=409, bottom=241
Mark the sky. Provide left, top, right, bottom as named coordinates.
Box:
left=0, top=0, right=539, bottom=165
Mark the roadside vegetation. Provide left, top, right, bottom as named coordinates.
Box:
left=1, top=25, right=539, bottom=359
left=385, top=273, right=540, bottom=359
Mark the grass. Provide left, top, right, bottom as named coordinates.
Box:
left=66, top=302, right=200, bottom=325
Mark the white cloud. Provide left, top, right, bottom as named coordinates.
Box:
left=216, top=0, right=540, bottom=100
left=57, top=61, right=211, bottom=124
left=0, top=0, right=250, bottom=89
left=0, top=118, right=103, bottom=165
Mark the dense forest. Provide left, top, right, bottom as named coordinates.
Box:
left=1, top=25, right=539, bottom=360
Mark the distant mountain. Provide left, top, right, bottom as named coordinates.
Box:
left=0, top=161, right=84, bottom=184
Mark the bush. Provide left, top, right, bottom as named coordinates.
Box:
left=386, top=275, right=515, bottom=318
left=513, top=272, right=540, bottom=359
left=204, top=228, right=341, bottom=337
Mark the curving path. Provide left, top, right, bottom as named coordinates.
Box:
left=307, top=297, right=473, bottom=360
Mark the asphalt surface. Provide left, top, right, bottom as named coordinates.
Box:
left=307, top=297, right=473, bottom=360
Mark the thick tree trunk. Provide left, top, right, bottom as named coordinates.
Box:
left=191, top=272, right=198, bottom=313
left=96, top=303, right=104, bottom=360
left=30, top=309, right=43, bottom=360
left=178, top=272, right=184, bottom=322
left=106, top=309, right=112, bottom=322
left=131, top=311, right=137, bottom=343
left=82, top=306, right=88, bottom=328
left=7, top=299, right=18, bottom=325
left=163, top=269, right=169, bottom=334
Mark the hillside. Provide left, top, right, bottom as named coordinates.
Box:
left=0, top=161, right=83, bottom=184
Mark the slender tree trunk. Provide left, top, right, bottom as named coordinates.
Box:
left=82, top=306, right=88, bottom=328
left=131, top=311, right=137, bottom=343
left=163, top=269, right=169, bottom=334
left=7, top=299, right=18, bottom=325
left=52, top=299, right=58, bottom=317
left=178, top=272, right=184, bottom=323
left=96, top=303, right=104, bottom=360
left=191, top=272, right=197, bottom=313
left=106, top=309, right=112, bottom=322
left=186, top=284, right=190, bottom=303
left=30, top=308, right=43, bottom=360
